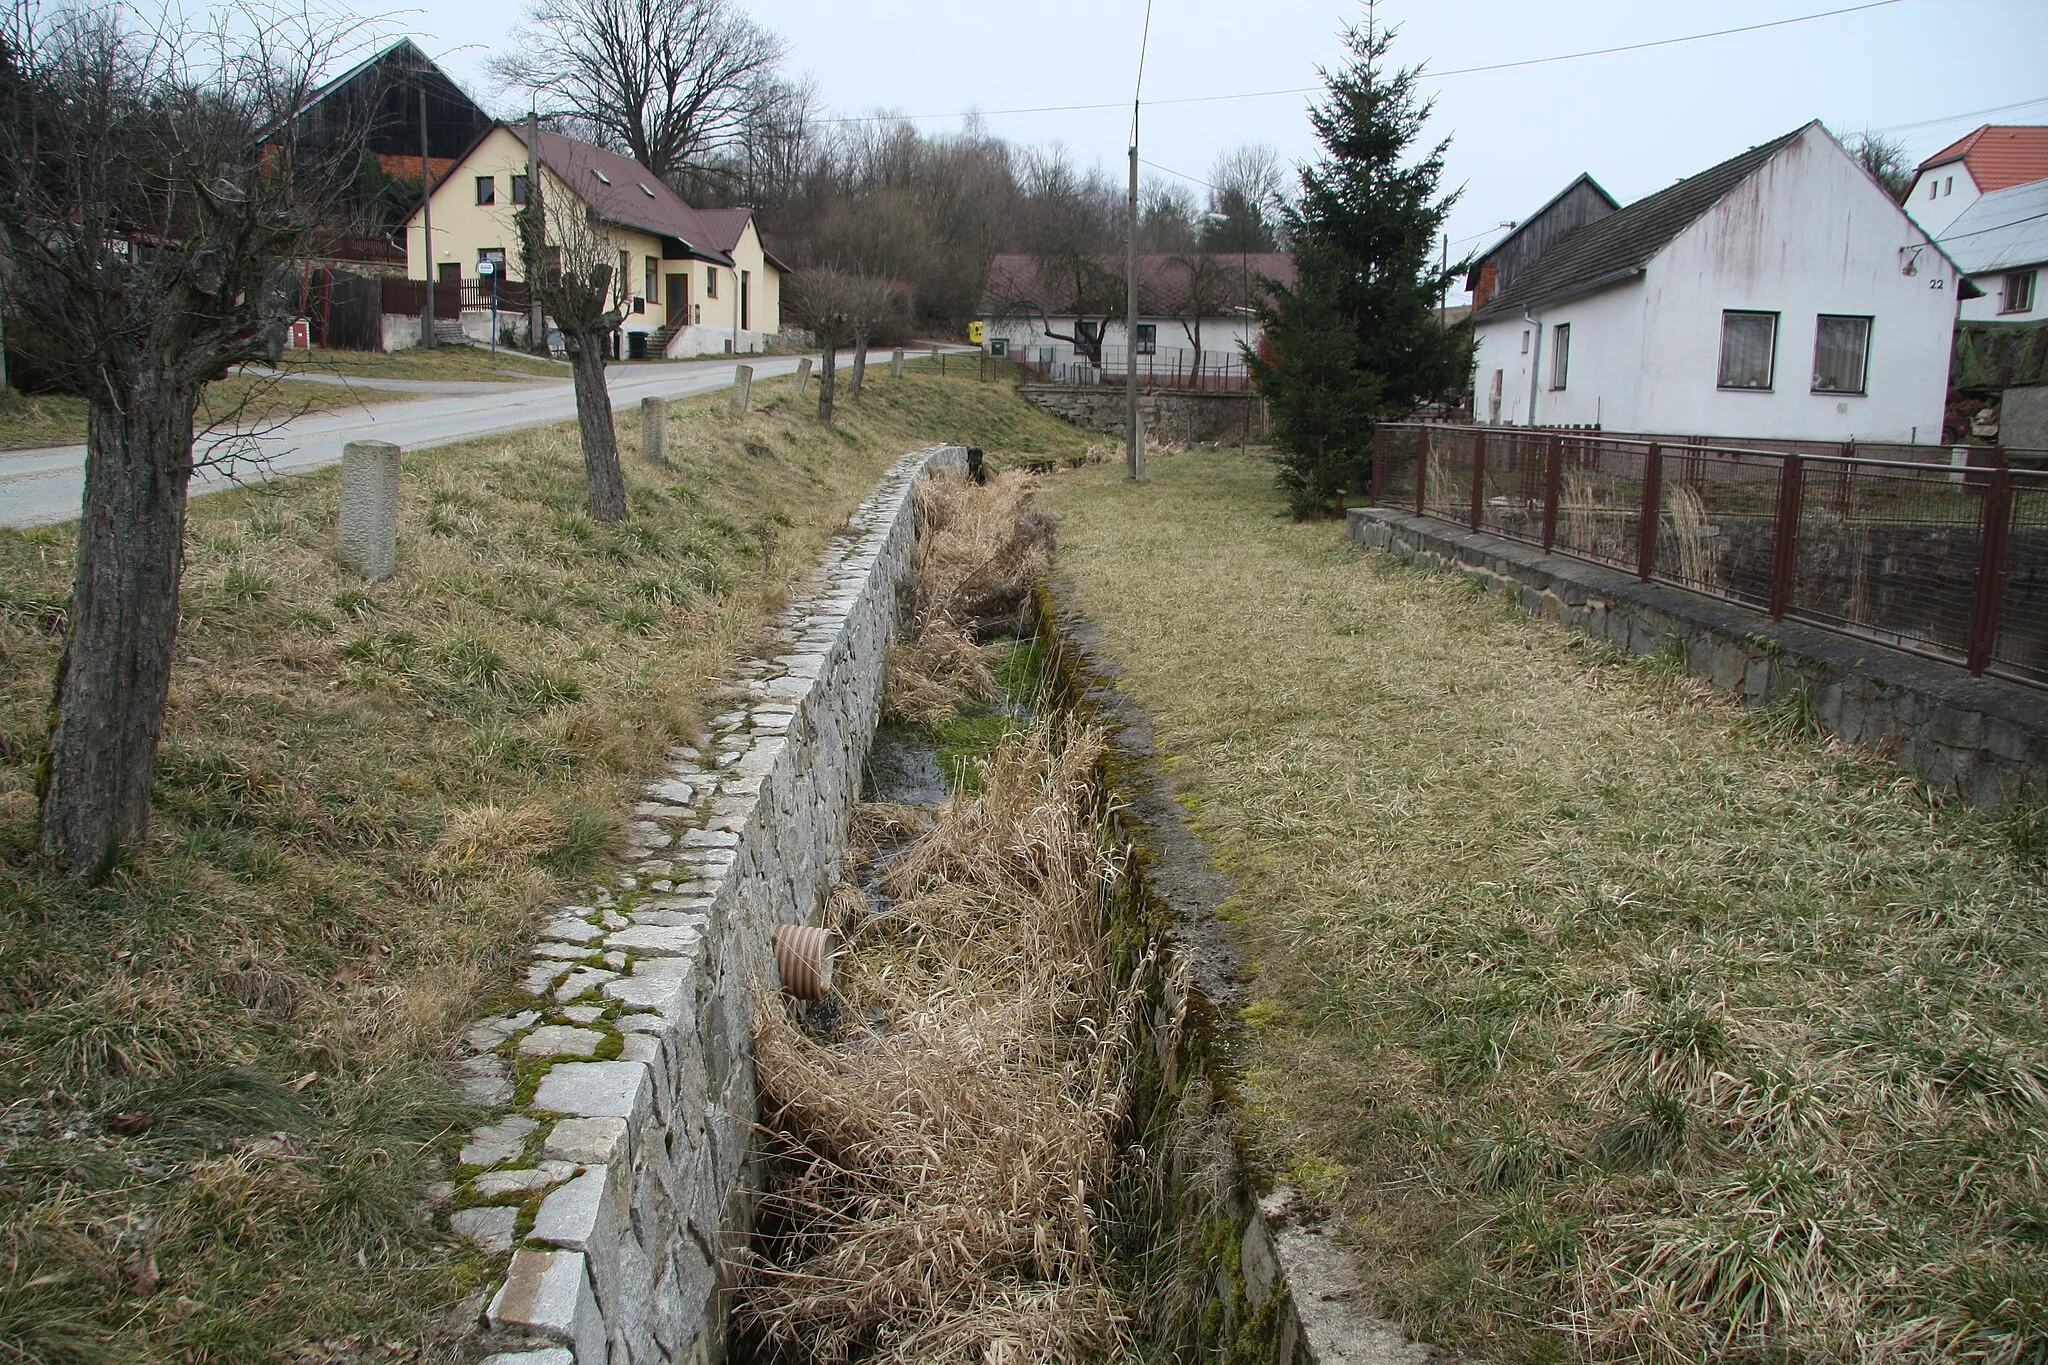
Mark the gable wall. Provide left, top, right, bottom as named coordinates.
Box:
left=1634, top=127, right=1957, bottom=442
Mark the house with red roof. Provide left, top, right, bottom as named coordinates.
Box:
left=1905, top=125, right=2048, bottom=238
left=401, top=123, right=786, bottom=357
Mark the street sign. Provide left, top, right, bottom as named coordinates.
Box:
left=477, top=260, right=496, bottom=276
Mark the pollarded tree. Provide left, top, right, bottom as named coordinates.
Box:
left=515, top=186, right=629, bottom=522
left=0, top=3, right=373, bottom=875
left=1248, top=4, right=1471, bottom=516
left=791, top=267, right=858, bottom=423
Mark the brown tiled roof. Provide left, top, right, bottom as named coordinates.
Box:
left=1919, top=125, right=2048, bottom=192
left=979, top=252, right=1294, bottom=316
left=694, top=206, right=791, bottom=272
left=511, top=127, right=733, bottom=264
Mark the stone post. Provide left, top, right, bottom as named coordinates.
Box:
left=641, top=396, right=667, bottom=467
left=338, top=440, right=400, bottom=581
left=890, top=347, right=904, bottom=378
left=731, top=364, right=753, bottom=413
left=794, top=357, right=813, bottom=397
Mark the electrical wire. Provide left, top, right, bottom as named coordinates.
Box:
left=812, top=0, right=1907, bottom=126
left=1934, top=208, right=2048, bottom=246
left=1869, top=94, right=2048, bottom=136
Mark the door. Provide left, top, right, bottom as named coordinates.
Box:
left=435, top=261, right=461, bottom=317
left=666, top=274, right=688, bottom=327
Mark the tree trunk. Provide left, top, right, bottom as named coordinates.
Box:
left=39, top=376, right=198, bottom=875
left=849, top=342, right=867, bottom=401
left=566, top=332, right=627, bottom=522
left=817, top=345, right=837, bottom=423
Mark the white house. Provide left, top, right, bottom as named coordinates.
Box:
left=1905, top=124, right=2048, bottom=239
left=1937, top=177, right=2048, bottom=323
left=975, top=251, right=1293, bottom=384
left=1472, top=122, right=1958, bottom=443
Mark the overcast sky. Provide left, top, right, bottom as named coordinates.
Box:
left=417, top=0, right=2048, bottom=299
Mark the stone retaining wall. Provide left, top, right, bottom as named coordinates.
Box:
left=1348, top=506, right=2048, bottom=810
left=1019, top=384, right=1265, bottom=445
left=452, top=445, right=964, bottom=1365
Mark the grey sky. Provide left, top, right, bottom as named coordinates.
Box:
left=416, top=0, right=2048, bottom=298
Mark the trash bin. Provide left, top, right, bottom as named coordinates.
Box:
left=628, top=331, right=648, bottom=360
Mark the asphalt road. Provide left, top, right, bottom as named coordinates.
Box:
left=0, top=353, right=815, bottom=529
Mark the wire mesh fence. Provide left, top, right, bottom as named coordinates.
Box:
left=1372, top=423, right=2048, bottom=690
left=1007, top=344, right=1254, bottom=390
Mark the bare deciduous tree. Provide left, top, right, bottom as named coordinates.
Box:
left=515, top=179, right=628, bottom=522
left=1204, top=143, right=1288, bottom=251
left=0, top=2, right=372, bottom=875
left=1843, top=128, right=1914, bottom=202
left=492, top=0, right=785, bottom=185
left=790, top=267, right=874, bottom=423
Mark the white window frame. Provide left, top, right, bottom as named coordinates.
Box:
left=1135, top=323, right=1157, bottom=354
left=1811, top=314, right=1872, bottom=395
left=1549, top=323, right=1570, bottom=391
left=1716, top=310, right=1779, bottom=392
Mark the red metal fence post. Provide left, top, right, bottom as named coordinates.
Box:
left=1469, top=430, right=1487, bottom=530
left=1966, top=467, right=2016, bottom=676
left=1768, top=454, right=1803, bottom=620
left=1541, top=434, right=1562, bottom=553
left=1637, top=443, right=1663, bottom=581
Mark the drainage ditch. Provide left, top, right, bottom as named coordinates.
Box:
left=727, top=470, right=1297, bottom=1364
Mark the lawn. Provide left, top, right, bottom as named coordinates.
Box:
left=0, top=365, right=1088, bottom=1361
left=1040, top=448, right=2048, bottom=1363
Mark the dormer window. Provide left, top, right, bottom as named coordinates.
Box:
left=639, top=182, right=656, bottom=197
left=592, top=168, right=611, bottom=185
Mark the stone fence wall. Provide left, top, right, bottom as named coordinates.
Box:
left=1349, top=506, right=2048, bottom=810
left=1020, top=384, right=1265, bottom=446
left=452, top=445, right=964, bottom=1365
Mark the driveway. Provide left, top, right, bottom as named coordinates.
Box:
left=0, top=353, right=816, bottom=528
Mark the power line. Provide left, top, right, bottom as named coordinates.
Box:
left=1935, top=208, right=2048, bottom=246
left=812, top=0, right=1906, bottom=126
left=1869, top=94, right=2048, bottom=136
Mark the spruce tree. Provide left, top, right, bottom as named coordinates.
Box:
left=1248, top=5, right=1470, bottom=517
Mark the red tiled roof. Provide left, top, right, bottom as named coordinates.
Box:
left=1918, top=125, right=2048, bottom=192
left=979, top=252, right=1295, bottom=317
left=510, top=127, right=732, bottom=264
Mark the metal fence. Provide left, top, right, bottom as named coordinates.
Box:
left=1372, top=423, right=2048, bottom=690
left=1009, top=343, right=1253, bottom=390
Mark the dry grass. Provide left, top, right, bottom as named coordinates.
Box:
left=0, top=365, right=1090, bottom=1361
left=0, top=376, right=413, bottom=452
left=1041, top=449, right=2048, bottom=1364
left=738, top=719, right=1139, bottom=1364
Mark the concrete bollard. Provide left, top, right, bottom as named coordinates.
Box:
left=338, top=439, right=400, bottom=581
left=640, top=396, right=667, bottom=467
left=731, top=363, right=753, bottom=413
left=890, top=347, right=904, bottom=378
left=793, top=357, right=813, bottom=397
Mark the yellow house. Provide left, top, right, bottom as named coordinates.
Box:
left=401, top=123, right=785, bottom=357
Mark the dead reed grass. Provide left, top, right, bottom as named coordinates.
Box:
left=739, top=720, right=1138, bottom=1364
left=1042, top=449, right=2048, bottom=1364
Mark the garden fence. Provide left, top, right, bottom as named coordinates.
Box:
left=1372, top=423, right=2048, bottom=689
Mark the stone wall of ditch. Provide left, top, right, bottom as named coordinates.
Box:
left=447, top=445, right=964, bottom=1365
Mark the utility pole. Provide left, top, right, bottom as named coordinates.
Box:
left=1125, top=112, right=1143, bottom=482
left=420, top=88, right=436, bottom=349
left=526, top=110, right=545, bottom=353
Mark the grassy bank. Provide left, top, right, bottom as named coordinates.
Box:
left=1041, top=449, right=2048, bottom=1363
left=0, top=367, right=1087, bottom=1362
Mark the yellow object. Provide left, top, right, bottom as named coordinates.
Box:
left=968, top=320, right=984, bottom=344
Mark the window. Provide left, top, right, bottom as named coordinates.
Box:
left=592, top=168, right=611, bottom=185
left=1717, top=310, right=1778, bottom=390
left=510, top=174, right=528, bottom=205
left=1075, top=318, right=1100, bottom=344
left=2003, top=270, right=2037, bottom=314
left=1811, top=314, right=1871, bottom=394
left=1944, top=176, right=1953, bottom=196
left=645, top=256, right=658, bottom=305
left=1520, top=329, right=1530, bottom=354
left=638, top=182, right=657, bottom=198
left=1135, top=323, right=1157, bottom=354
left=1550, top=323, right=1570, bottom=390
left=705, top=267, right=717, bottom=299
left=478, top=247, right=506, bottom=275
left=475, top=175, right=495, bottom=205
left=617, top=250, right=630, bottom=309
left=1928, top=179, right=1937, bottom=200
